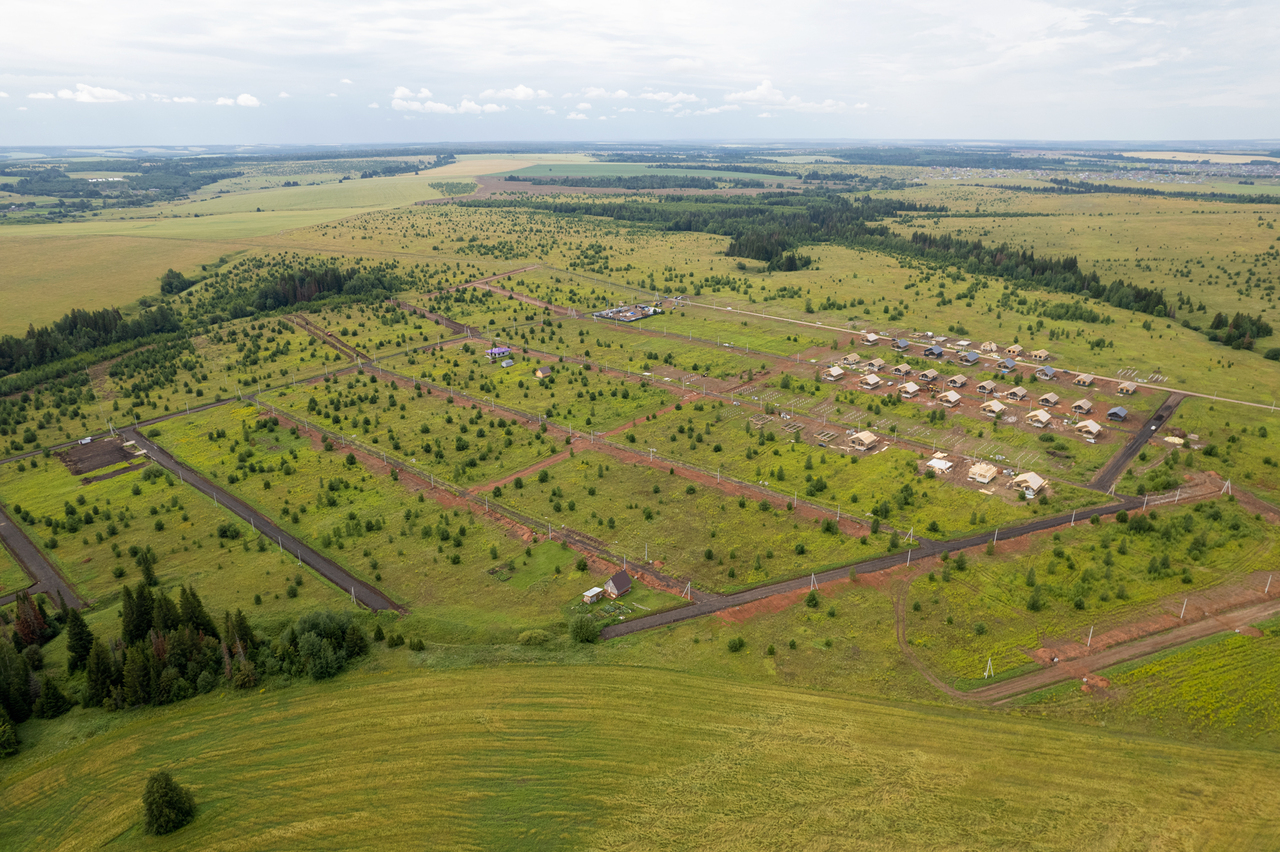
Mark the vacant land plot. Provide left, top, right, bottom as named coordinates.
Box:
left=0, top=545, right=29, bottom=597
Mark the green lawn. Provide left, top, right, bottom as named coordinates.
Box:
left=0, top=544, right=30, bottom=597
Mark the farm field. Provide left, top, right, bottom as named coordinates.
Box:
left=3, top=663, right=1280, bottom=851
left=0, top=544, right=29, bottom=597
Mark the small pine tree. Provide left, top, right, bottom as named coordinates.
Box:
left=0, top=711, right=18, bottom=758
left=33, top=677, right=72, bottom=719
left=372, top=624, right=385, bottom=642
left=343, top=624, right=369, bottom=658
left=143, top=771, right=196, bottom=835
left=805, top=590, right=820, bottom=608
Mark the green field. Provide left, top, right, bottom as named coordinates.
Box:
left=0, top=544, right=30, bottom=597
left=3, top=663, right=1279, bottom=851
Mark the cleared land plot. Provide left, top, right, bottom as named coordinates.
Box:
left=905, top=500, right=1277, bottom=685
left=0, top=544, right=30, bottom=596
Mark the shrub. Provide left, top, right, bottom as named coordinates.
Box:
left=1116, top=510, right=1129, bottom=523
left=766, top=644, right=776, bottom=656
left=569, top=615, right=599, bottom=643
left=974, top=622, right=988, bottom=636
left=143, top=771, right=196, bottom=836
left=517, top=629, right=550, bottom=646
left=726, top=636, right=746, bottom=652
left=805, top=590, right=819, bottom=608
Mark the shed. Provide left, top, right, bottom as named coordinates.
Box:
left=860, top=374, right=883, bottom=390
left=500, top=359, right=515, bottom=368
left=1036, top=366, right=1057, bottom=380
left=919, top=369, right=940, bottom=383
left=927, top=458, right=953, bottom=474
left=960, top=351, right=981, bottom=366
left=866, top=357, right=887, bottom=371
left=923, top=345, right=945, bottom=358
left=1071, top=399, right=1093, bottom=415
left=821, top=366, right=845, bottom=382
left=1011, top=471, right=1046, bottom=497
left=977, top=379, right=998, bottom=394
left=1076, top=419, right=1102, bottom=438
left=1117, top=382, right=1138, bottom=395
left=604, top=571, right=632, bottom=599
left=980, top=399, right=1007, bottom=417
left=1005, top=344, right=1024, bottom=356
left=862, top=332, right=880, bottom=345
left=980, top=341, right=1000, bottom=352
left=900, top=381, right=921, bottom=398
left=939, top=390, right=963, bottom=407
left=582, top=587, right=605, bottom=604
left=534, top=366, right=553, bottom=379
left=1073, top=374, right=1095, bottom=387
left=968, top=462, right=998, bottom=484
left=1026, top=409, right=1052, bottom=428
left=1108, top=406, right=1128, bottom=422
left=891, top=363, right=912, bottom=377
left=486, top=346, right=512, bottom=359
left=892, top=339, right=911, bottom=351
left=1007, top=386, right=1029, bottom=401
left=1038, top=392, right=1060, bottom=407
left=1031, top=349, right=1050, bottom=361
left=851, top=431, right=879, bottom=451
left=947, top=374, right=968, bottom=388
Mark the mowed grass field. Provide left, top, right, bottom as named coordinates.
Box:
left=3, top=664, right=1280, bottom=851
left=0, top=542, right=30, bottom=596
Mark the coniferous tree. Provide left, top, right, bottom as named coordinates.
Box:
left=0, top=706, right=19, bottom=758
left=142, top=770, right=196, bottom=835
left=33, top=676, right=72, bottom=719
left=343, top=623, right=369, bottom=658
left=120, top=585, right=140, bottom=645
left=83, top=639, right=116, bottom=709
left=152, top=592, right=181, bottom=633
left=178, top=586, right=219, bottom=639
left=0, top=643, right=32, bottom=724
left=65, top=608, right=94, bottom=674
left=121, top=646, right=154, bottom=707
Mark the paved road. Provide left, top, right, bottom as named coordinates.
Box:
left=600, top=495, right=1145, bottom=640
left=0, top=504, right=83, bottom=609
left=1089, top=392, right=1185, bottom=492
left=124, top=429, right=405, bottom=614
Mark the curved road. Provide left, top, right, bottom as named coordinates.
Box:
left=0, top=505, right=82, bottom=609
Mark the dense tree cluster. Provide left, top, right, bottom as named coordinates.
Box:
left=0, top=305, right=181, bottom=378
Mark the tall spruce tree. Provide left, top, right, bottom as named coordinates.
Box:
left=33, top=677, right=72, bottom=719
left=0, top=706, right=19, bottom=758
left=178, top=586, right=219, bottom=640
left=65, top=608, right=94, bottom=674
left=83, top=639, right=116, bottom=709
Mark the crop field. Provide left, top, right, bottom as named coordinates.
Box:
left=4, top=664, right=1280, bottom=851
left=0, top=448, right=354, bottom=623
left=492, top=450, right=875, bottom=592
left=1016, top=615, right=1280, bottom=747
left=904, top=499, right=1277, bottom=684
left=151, top=404, right=621, bottom=642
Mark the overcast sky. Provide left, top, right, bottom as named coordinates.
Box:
left=2, top=0, right=1277, bottom=146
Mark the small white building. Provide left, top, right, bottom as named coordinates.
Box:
left=1071, top=399, right=1093, bottom=415
left=891, top=363, right=912, bottom=377
left=926, top=457, right=954, bottom=474
left=980, top=399, right=1007, bottom=417
left=851, top=431, right=879, bottom=451
left=860, top=374, right=884, bottom=390
left=1010, top=471, right=1046, bottom=497
left=1038, top=392, right=1060, bottom=407
left=1007, top=386, right=1029, bottom=401
left=900, top=381, right=921, bottom=399
left=1117, top=381, right=1138, bottom=395
left=821, top=365, right=845, bottom=382
left=583, top=587, right=605, bottom=604
left=862, top=332, right=880, bottom=345
left=919, top=368, right=940, bottom=383
left=980, top=341, right=1000, bottom=353
left=865, top=357, right=887, bottom=371
left=977, top=380, right=998, bottom=395
left=1026, top=409, right=1052, bottom=428
left=1076, top=419, right=1102, bottom=438
left=1073, top=374, right=1095, bottom=388
left=939, top=390, right=963, bottom=407
left=947, top=374, right=968, bottom=389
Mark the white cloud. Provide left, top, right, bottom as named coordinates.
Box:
left=328, top=93, right=338, bottom=97
left=639, top=91, right=699, bottom=104
left=17, top=106, right=27, bottom=111
left=340, top=78, right=353, bottom=84
left=479, top=84, right=549, bottom=100
left=236, top=93, right=260, bottom=107
left=392, top=98, right=455, bottom=113
left=853, top=102, right=869, bottom=109
left=757, top=112, right=773, bottom=118
left=618, top=107, right=636, bottom=112
left=28, top=93, right=54, bottom=98
left=576, top=102, right=591, bottom=110
left=0, top=92, right=7, bottom=98
left=278, top=92, right=290, bottom=98
left=457, top=99, right=505, bottom=114
left=583, top=87, right=629, bottom=99
left=173, top=96, right=197, bottom=103
left=393, top=86, right=432, bottom=99
left=368, top=102, right=380, bottom=108
left=692, top=104, right=740, bottom=116
left=57, top=83, right=133, bottom=103
left=216, top=97, right=235, bottom=106
left=567, top=112, right=588, bottom=120
left=725, top=80, right=845, bottom=113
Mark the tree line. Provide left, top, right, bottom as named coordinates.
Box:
left=0, top=305, right=181, bottom=378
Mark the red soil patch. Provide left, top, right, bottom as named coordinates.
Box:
left=716, top=577, right=853, bottom=623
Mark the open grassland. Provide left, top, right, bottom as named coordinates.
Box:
left=4, top=664, right=1280, bottom=851
left=152, top=405, right=619, bottom=642
left=0, top=450, right=352, bottom=621
left=172, top=173, right=444, bottom=215
left=1168, top=396, right=1280, bottom=497
left=0, top=235, right=247, bottom=336
left=905, top=499, right=1277, bottom=684
left=1016, top=615, right=1280, bottom=748
left=0, top=543, right=29, bottom=596
left=493, top=450, right=875, bottom=592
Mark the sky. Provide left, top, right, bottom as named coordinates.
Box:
left=2, top=0, right=1278, bottom=146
